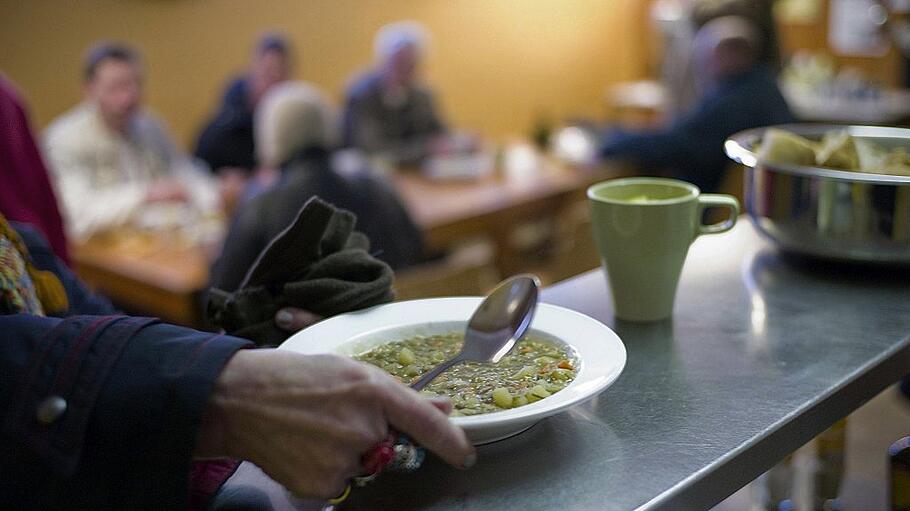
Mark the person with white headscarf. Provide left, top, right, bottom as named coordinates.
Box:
left=341, top=21, right=447, bottom=165
left=210, top=81, right=424, bottom=292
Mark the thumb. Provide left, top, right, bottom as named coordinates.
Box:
left=428, top=396, right=453, bottom=415
left=275, top=308, right=322, bottom=332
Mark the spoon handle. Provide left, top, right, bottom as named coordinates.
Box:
left=410, top=355, right=464, bottom=391
left=350, top=357, right=463, bottom=491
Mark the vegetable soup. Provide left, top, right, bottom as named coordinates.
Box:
left=354, top=333, right=578, bottom=416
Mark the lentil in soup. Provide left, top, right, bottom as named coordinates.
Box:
left=354, top=333, right=578, bottom=416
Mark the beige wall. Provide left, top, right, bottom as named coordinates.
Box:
left=0, top=0, right=650, bottom=150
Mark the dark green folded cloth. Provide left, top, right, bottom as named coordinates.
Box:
left=207, top=197, right=394, bottom=346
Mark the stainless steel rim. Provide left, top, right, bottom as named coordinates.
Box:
left=725, top=124, right=910, bottom=185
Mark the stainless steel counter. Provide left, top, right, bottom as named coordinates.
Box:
left=343, top=221, right=910, bottom=510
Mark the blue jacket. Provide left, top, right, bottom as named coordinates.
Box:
left=194, top=77, right=256, bottom=172
left=1, top=225, right=252, bottom=509
left=601, top=67, right=794, bottom=192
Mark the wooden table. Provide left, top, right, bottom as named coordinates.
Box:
left=72, top=234, right=212, bottom=327
left=395, top=160, right=629, bottom=274
left=72, top=160, right=630, bottom=326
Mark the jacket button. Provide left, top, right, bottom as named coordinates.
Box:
left=36, top=396, right=67, bottom=425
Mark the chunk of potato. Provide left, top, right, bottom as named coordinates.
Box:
left=492, top=387, right=513, bottom=408
left=397, top=347, right=416, bottom=365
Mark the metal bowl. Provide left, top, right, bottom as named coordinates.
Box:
left=725, top=124, right=910, bottom=265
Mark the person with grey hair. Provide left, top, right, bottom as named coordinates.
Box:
left=601, top=16, right=794, bottom=192
left=341, top=21, right=447, bottom=166
left=210, top=81, right=424, bottom=292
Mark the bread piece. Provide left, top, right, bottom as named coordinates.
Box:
left=758, top=128, right=818, bottom=166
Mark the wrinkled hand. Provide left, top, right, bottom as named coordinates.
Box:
left=274, top=307, right=321, bottom=333
left=195, top=350, right=475, bottom=499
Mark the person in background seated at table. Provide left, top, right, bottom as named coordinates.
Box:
left=0, top=74, right=70, bottom=264
left=657, top=0, right=781, bottom=118
left=600, top=16, right=794, bottom=193
left=691, top=0, right=780, bottom=73
left=43, top=42, right=219, bottom=242
left=194, top=33, right=292, bottom=177
left=0, top=214, right=474, bottom=510
left=342, top=21, right=447, bottom=166
left=211, top=81, right=424, bottom=292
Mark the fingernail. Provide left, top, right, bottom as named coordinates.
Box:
left=463, top=453, right=477, bottom=469
left=276, top=309, right=293, bottom=328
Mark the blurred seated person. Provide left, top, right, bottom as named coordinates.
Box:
left=211, top=81, right=424, bottom=292
left=195, top=33, right=292, bottom=176
left=602, top=16, right=794, bottom=192
left=692, top=0, right=779, bottom=72
left=342, top=21, right=447, bottom=166
left=655, top=0, right=781, bottom=117
left=0, top=74, right=69, bottom=263
left=43, top=42, right=219, bottom=242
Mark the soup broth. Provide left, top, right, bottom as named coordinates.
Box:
left=354, top=333, right=578, bottom=416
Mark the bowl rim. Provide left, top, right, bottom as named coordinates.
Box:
left=725, top=123, right=910, bottom=185
left=277, top=297, right=627, bottom=428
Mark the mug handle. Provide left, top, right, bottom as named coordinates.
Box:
left=697, top=194, right=740, bottom=235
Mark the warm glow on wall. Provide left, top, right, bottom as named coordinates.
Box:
left=0, top=0, right=651, bottom=148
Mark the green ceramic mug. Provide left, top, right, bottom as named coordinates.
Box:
left=587, top=177, right=740, bottom=322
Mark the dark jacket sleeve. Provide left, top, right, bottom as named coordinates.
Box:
left=0, top=314, right=252, bottom=510
left=13, top=222, right=117, bottom=316
left=193, top=77, right=255, bottom=173
left=600, top=126, right=696, bottom=174
left=360, top=174, right=425, bottom=269
left=600, top=83, right=748, bottom=171
left=600, top=79, right=765, bottom=192
left=601, top=70, right=795, bottom=192
left=208, top=199, right=269, bottom=293
left=193, top=109, right=255, bottom=173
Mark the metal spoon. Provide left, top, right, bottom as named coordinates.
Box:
left=409, top=274, right=541, bottom=391
left=329, top=275, right=541, bottom=508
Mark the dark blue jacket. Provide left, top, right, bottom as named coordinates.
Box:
left=210, top=148, right=424, bottom=292
left=1, top=225, right=252, bottom=509
left=601, top=67, right=794, bottom=192
left=194, top=77, right=256, bottom=173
